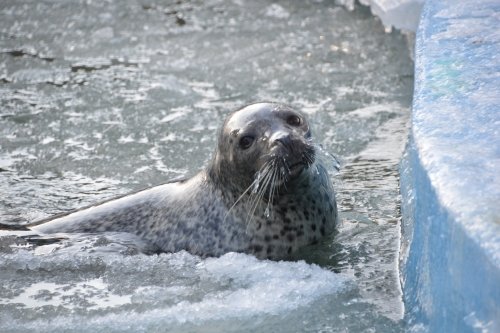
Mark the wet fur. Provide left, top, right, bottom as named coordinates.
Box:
left=30, top=103, right=338, bottom=259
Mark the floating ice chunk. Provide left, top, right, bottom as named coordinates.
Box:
left=0, top=249, right=348, bottom=331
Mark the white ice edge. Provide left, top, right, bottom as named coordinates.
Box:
left=400, top=0, right=500, bottom=331
left=0, top=250, right=348, bottom=330
left=337, top=0, right=425, bottom=31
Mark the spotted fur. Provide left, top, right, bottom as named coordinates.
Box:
left=31, top=103, right=337, bottom=259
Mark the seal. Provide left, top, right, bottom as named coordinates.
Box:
left=29, top=102, right=338, bottom=259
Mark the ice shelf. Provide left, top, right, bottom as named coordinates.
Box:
left=338, top=0, right=425, bottom=31
left=400, top=0, right=500, bottom=332
left=360, top=0, right=425, bottom=31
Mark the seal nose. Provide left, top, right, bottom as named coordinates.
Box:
left=270, top=130, right=292, bottom=149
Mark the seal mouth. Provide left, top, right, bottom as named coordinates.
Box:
left=287, top=161, right=306, bottom=178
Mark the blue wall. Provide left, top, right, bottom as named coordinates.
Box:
left=400, top=0, right=500, bottom=331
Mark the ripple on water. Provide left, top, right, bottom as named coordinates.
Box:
left=0, top=0, right=413, bottom=331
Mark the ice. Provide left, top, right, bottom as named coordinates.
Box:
left=0, top=0, right=413, bottom=331
left=360, top=0, right=424, bottom=31
left=400, top=0, right=500, bottom=331
left=0, top=245, right=347, bottom=332
left=0, top=279, right=132, bottom=310
left=338, top=0, right=424, bottom=31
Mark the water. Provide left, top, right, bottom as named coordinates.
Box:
left=0, top=0, right=413, bottom=332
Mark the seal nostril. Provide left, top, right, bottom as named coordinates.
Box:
left=270, top=131, right=292, bottom=148
left=274, top=136, right=292, bottom=149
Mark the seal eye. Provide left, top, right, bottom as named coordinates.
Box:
left=239, top=136, right=254, bottom=149
left=287, top=115, right=302, bottom=126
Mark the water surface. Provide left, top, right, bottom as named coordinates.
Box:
left=0, top=0, right=413, bottom=332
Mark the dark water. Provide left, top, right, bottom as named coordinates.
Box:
left=0, top=0, right=413, bottom=332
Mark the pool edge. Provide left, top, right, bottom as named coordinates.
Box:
left=399, top=0, right=500, bottom=331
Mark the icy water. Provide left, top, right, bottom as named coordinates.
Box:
left=0, top=1, right=413, bottom=332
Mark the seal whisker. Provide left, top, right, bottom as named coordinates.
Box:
left=303, top=150, right=315, bottom=167
left=282, top=156, right=291, bottom=174
left=222, top=178, right=258, bottom=223
left=256, top=159, right=279, bottom=216
left=265, top=163, right=279, bottom=218
left=281, top=157, right=290, bottom=183
left=246, top=161, right=274, bottom=225
left=224, top=160, right=274, bottom=224
left=258, top=162, right=276, bottom=203
left=29, top=102, right=338, bottom=260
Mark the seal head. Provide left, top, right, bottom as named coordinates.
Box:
left=210, top=103, right=315, bottom=196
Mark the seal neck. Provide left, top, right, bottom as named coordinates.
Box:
left=206, top=154, right=250, bottom=201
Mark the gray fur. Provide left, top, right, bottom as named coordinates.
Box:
left=31, top=103, right=337, bottom=259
